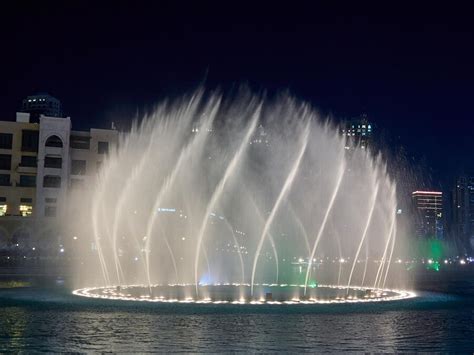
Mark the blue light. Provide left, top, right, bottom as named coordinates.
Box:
left=199, top=273, right=213, bottom=285
left=157, top=208, right=176, bottom=213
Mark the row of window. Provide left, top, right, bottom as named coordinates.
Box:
left=0, top=154, right=91, bottom=175
left=0, top=174, right=58, bottom=188
left=0, top=174, right=88, bottom=189
left=0, top=196, right=55, bottom=204
left=0, top=197, right=33, bottom=217
left=0, top=132, right=109, bottom=153
left=0, top=174, right=36, bottom=187
left=0, top=204, right=55, bottom=217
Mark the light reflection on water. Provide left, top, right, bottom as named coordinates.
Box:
left=0, top=287, right=472, bottom=352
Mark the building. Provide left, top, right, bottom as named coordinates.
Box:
left=412, top=190, right=443, bottom=239
left=341, top=114, right=373, bottom=150
left=0, top=104, right=117, bottom=247
left=450, top=176, right=474, bottom=252
left=21, top=93, right=62, bottom=122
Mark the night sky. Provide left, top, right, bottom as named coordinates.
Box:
left=2, top=2, right=473, bottom=188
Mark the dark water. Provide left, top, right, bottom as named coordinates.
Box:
left=0, top=279, right=473, bottom=352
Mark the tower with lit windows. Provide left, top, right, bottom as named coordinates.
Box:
left=341, top=114, right=372, bottom=150
left=21, top=92, right=62, bottom=122
left=412, top=190, right=443, bottom=239
left=451, top=176, right=474, bottom=252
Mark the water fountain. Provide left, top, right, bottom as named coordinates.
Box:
left=71, top=91, right=414, bottom=304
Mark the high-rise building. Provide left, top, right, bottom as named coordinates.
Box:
left=341, top=114, right=373, bottom=150
left=21, top=93, right=62, bottom=122
left=412, top=190, right=443, bottom=239
left=451, top=176, right=474, bottom=252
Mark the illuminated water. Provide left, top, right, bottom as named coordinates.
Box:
left=68, top=91, right=406, bottom=300
left=0, top=279, right=473, bottom=352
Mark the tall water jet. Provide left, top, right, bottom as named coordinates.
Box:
left=143, top=96, right=219, bottom=289
left=304, top=162, right=345, bottom=295
left=346, top=183, right=380, bottom=292
left=194, top=110, right=259, bottom=295
left=69, top=90, right=406, bottom=304
left=250, top=121, right=309, bottom=296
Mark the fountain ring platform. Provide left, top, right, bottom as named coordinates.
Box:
left=72, top=284, right=415, bottom=305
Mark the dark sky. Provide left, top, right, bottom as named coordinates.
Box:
left=1, top=1, right=474, bottom=188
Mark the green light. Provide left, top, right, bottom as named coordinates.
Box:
left=426, top=261, right=440, bottom=272
left=428, top=240, right=443, bottom=260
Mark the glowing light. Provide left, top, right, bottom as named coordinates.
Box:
left=19, top=205, right=33, bottom=217
left=412, top=191, right=442, bottom=195
left=72, top=284, right=416, bottom=305
left=157, top=208, right=176, bottom=213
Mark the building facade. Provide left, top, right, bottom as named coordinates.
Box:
left=341, top=114, right=372, bottom=150
left=451, top=176, right=474, bottom=252
left=21, top=93, right=62, bottom=122
left=412, top=190, right=443, bottom=239
left=0, top=109, right=117, bottom=247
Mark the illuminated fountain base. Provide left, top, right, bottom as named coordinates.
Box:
left=73, top=284, right=415, bottom=305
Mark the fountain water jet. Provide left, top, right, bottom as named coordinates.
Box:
left=346, top=183, right=380, bottom=293
left=144, top=95, right=219, bottom=289
left=304, top=162, right=345, bottom=295
left=69, top=91, right=411, bottom=304
left=194, top=110, right=259, bottom=296
left=250, top=121, right=309, bottom=296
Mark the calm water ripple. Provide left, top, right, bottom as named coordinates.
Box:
left=0, top=286, right=473, bottom=352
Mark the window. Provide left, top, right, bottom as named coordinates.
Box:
left=70, top=178, right=84, bottom=189
left=71, top=160, right=86, bottom=175
left=43, top=175, right=61, bottom=188
left=0, top=154, right=11, bottom=170
left=45, top=135, right=63, bottom=148
left=45, top=197, right=57, bottom=203
left=19, top=200, right=32, bottom=217
left=0, top=198, right=6, bottom=216
left=19, top=175, right=36, bottom=187
left=21, top=130, right=39, bottom=152
left=0, top=174, right=10, bottom=186
left=44, top=156, right=62, bottom=169
left=0, top=133, right=13, bottom=149
left=45, top=206, right=56, bottom=217
left=70, top=135, right=90, bottom=149
left=98, top=141, right=109, bottom=154
left=20, top=155, right=37, bottom=167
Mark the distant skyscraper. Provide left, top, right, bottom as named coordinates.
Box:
left=451, top=176, right=474, bottom=252
left=21, top=93, right=62, bottom=122
left=341, top=114, right=372, bottom=150
left=412, top=190, right=443, bottom=239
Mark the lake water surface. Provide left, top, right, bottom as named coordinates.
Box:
left=0, top=277, right=473, bottom=352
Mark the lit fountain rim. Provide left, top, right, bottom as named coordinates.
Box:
left=72, top=283, right=416, bottom=305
